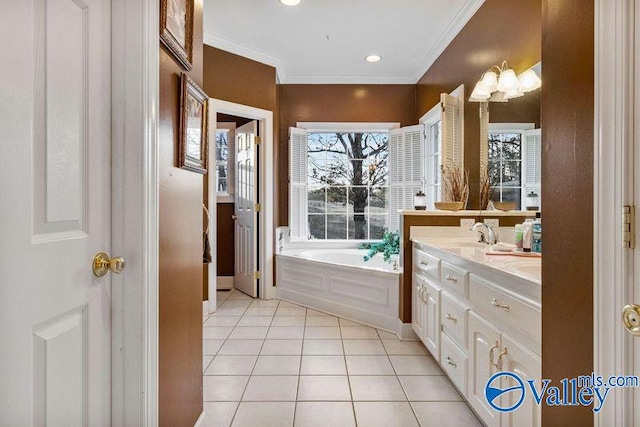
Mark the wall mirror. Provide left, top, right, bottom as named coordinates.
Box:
left=478, top=63, right=541, bottom=211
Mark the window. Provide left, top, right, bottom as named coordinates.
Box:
left=307, top=131, right=389, bottom=240
left=215, top=122, right=235, bottom=200
left=488, top=132, right=523, bottom=209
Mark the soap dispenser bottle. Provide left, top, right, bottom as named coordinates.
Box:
left=532, top=212, right=542, bottom=253
left=522, top=218, right=534, bottom=253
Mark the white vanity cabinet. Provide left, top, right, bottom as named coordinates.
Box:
left=411, top=240, right=541, bottom=427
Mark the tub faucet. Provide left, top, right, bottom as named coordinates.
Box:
left=471, top=222, right=498, bottom=245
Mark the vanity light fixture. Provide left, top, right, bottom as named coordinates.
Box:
left=469, top=60, right=541, bottom=102
left=365, top=54, right=382, bottom=63
left=279, top=0, right=301, bottom=6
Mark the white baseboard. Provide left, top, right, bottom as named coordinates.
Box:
left=217, top=276, right=234, bottom=290
left=398, top=321, right=419, bottom=341
left=202, top=301, right=208, bottom=316
left=193, top=411, right=205, bottom=427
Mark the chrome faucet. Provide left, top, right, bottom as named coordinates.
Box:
left=471, top=222, right=498, bottom=245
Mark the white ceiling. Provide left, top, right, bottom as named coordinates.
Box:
left=203, top=0, right=485, bottom=84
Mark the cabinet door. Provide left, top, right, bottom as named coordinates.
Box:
left=468, top=311, right=501, bottom=427
left=412, top=273, right=426, bottom=341
left=500, top=334, right=541, bottom=427
left=423, top=279, right=441, bottom=361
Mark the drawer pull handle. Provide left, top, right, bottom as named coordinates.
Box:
left=445, top=313, right=457, bottom=323
left=445, top=275, right=458, bottom=283
left=491, top=298, right=510, bottom=311
left=420, top=260, right=429, bottom=266
left=489, top=341, right=499, bottom=372
left=446, top=356, right=457, bottom=368
left=497, top=347, right=508, bottom=370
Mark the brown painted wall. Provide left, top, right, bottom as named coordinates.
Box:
left=416, top=0, right=541, bottom=208
left=278, top=84, right=418, bottom=225
left=158, top=0, right=204, bottom=424
left=202, top=46, right=278, bottom=280
left=541, top=0, right=594, bottom=425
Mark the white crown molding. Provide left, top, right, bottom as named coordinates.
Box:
left=411, top=0, right=485, bottom=83
left=203, top=32, right=285, bottom=81
left=280, top=74, right=417, bottom=84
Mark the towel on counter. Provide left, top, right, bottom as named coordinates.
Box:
left=203, top=231, right=212, bottom=264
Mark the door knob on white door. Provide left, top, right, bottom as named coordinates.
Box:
left=623, top=304, right=640, bottom=335
left=92, top=252, right=126, bottom=277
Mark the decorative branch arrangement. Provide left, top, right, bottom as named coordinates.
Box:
left=479, top=163, right=495, bottom=210
left=441, top=162, right=469, bottom=207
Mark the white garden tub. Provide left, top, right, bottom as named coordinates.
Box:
left=276, top=248, right=405, bottom=337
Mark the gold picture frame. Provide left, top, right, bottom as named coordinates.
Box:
left=179, top=74, right=209, bottom=174
left=160, top=0, right=194, bottom=70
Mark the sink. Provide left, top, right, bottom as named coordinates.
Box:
left=503, top=260, right=541, bottom=279
left=433, top=238, right=487, bottom=249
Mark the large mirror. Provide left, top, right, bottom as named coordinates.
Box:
left=478, top=63, right=542, bottom=211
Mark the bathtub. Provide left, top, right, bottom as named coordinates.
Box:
left=276, top=248, right=408, bottom=337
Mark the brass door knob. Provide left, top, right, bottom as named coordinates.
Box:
left=623, top=304, right=640, bottom=336
left=93, top=252, right=126, bottom=277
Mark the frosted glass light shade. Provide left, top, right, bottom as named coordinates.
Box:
left=480, top=71, right=498, bottom=92
left=504, top=88, right=524, bottom=99
left=518, top=69, right=542, bottom=92
left=497, top=68, right=519, bottom=92
left=280, top=0, right=301, bottom=5
left=469, top=81, right=491, bottom=101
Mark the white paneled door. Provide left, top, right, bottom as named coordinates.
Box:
left=0, top=0, right=113, bottom=425
left=234, top=121, right=259, bottom=297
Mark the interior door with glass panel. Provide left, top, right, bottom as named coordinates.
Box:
left=0, top=0, right=113, bottom=424
left=234, top=121, right=259, bottom=297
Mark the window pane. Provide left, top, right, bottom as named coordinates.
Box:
left=368, top=187, right=387, bottom=212
left=216, top=130, right=228, bottom=161
left=348, top=215, right=367, bottom=240
left=501, top=187, right=522, bottom=210
left=365, top=155, right=388, bottom=186
left=326, top=187, right=347, bottom=213
left=369, top=215, right=388, bottom=239
left=308, top=187, right=326, bottom=214
left=308, top=151, right=327, bottom=186
left=430, top=122, right=441, bottom=153
left=308, top=214, right=326, bottom=240
left=363, top=133, right=388, bottom=158
left=218, top=178, right=227, bottom=193
left=502, top=161, right=521, bottom=186
left=348, top=187, right=368, bottom=215
left=326, top=215, right=347, bottom=239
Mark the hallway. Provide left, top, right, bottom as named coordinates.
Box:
left=199, top=290, right=481, bottom=426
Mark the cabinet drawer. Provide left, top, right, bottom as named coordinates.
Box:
left=413, top=248, right=440, bottom=281
left=440, top=292, right=468, bottom=350
left=440, top=333, right=468, bottom=396
left=440, top=262, right=469, bottom=297
left=469, top=274, right=541, bottom=347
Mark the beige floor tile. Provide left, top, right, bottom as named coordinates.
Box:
left=306, top=309, right=333, bottom=317
left=342, top=340, right=386, bottom=355
left=204, top=355, right=257, bottom=376
left=203, top=376, right=249, bottom=401
left=232, top=402, right=294, bottom=427
left=398, top=376, right=463, bottom=401
left=260, top=339, right=303, bottom=355
left=204, top=326, right=234, bottom=340
left=297, top=376, right=351, bottom=401
left=242, top=376, right=299, bottom=401
left=349, top=376, right=407, bottom=401
left=294, top=402, right=355, bottom=427
left=304, top=316, right=339, bottom=327
left=228, top=326, right=269, bottom=340
left=389, top=356, right=443, bottom=375
left=300, top=355, right=347, bottom=375
left=205, top=316, right=241, bottom=327
left=338, top=318, right=364, bottom=327
left=411, top=402, right=482, bottom=427
left=243, top=306, right=277, bottom=316
left=382, top=340, right=428, bottom=355
left=203, top=340, right=225, bottom=356
left=218, top=340, right=264, bottom=356
left=345, top=355, right=395, bottom=375
left=271, top=316, right=306, bottom=327
left=201, top=402, right=239, bottom=427
left=203, top=355, right=214, bottom=373
left=353, top=402, right=419, bottom=427
left=266, top=326, right=305, bottom=340
left=340, top=326, right=379, bottom=340
left=302, top=340, right=344, bottom=355
left=252, top=355, right=301, bottom=375
left=376, top=330, right=399, bottom=340
left=236, top=316, right=273, bottom=327
left=215, top=306, right=249, bottom=317
left=276, top=306, right=307, bottom=316
left=250, top=299, right=280, bottom=307
left=304, top=326, right=341, bottom=339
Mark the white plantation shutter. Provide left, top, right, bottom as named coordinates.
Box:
left=289, top=127, right=308, bottom=241
left=522, top=129, right=542, bottom=207
left=441, top=92, right=463, bottom=170
left=388, top=126, right=424, bottom=232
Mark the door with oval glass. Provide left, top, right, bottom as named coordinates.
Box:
left=234, top=121, right=259, bottom=297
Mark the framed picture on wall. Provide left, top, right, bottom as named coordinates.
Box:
left=160, top=0, right=194, bottom=70
left=179, top=73, right=209, bottom=174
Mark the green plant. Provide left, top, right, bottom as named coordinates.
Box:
left=359, top=230, right=400, bottom=262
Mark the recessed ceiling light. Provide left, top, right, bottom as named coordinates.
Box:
left=279, top=0, right=300, bottom=6
left=365, top=55, right=382, bottom=63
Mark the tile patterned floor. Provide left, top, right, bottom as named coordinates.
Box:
left=200, top=289, right=481, bottom=427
